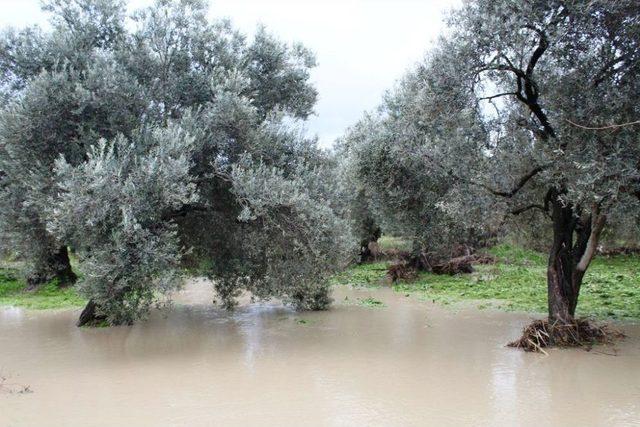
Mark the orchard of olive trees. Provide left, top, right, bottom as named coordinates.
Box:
left=1, top=0, right=638, bottom=347
left=342, top=0, right=640, bottom=348
left=2, top=1, right=640, bottom=425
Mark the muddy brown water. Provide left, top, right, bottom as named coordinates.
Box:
left=1, top=280, right=639, bottom=427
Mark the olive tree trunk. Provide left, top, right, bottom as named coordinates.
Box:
left=27, top=246, right=77, bottom=289
left=547, top=190, right=606, bottom=324
left=77, top=280, right=129, bottom=327
left=77, top=300, right=106, bottom=327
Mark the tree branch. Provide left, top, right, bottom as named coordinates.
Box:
left=565, top=119, right=640, bottom=131
left=480, top=164, right=549, bottom=198
left=576, top=205, right=607, bottom=272
left=475, top=28, right=555, bottom=140
left=523, top=25, right=548, bottom=81
left=478, top=92, right=519, bottom=101
left=511, top=203, right=549, bottom=216
left=593, top=52, right=633, bottom=87
left=418, top=149, right=549, bottom=201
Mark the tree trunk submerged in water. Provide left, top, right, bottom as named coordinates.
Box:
left=77, top=300, right=107, bottom=327
left=27, top=246, right=77, bottom=289
left=547, top=189, right=606, bottom=324
left=510, top=191, right=610, bottom=351
left=77, top=281, right=130, bottom=327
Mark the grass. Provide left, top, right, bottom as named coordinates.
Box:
left=0, top=268, right=86, bottom=310
left=377, top=236, right=412, bottom=252
left=333, top=244, right=640, bottom=320
left=330, top=262, right=388, bottom=288
left=357, top=297, right=386, bottom=308
left=339, top=294, right=387, bottom=309
left=3, top=242, right=637, bottom=320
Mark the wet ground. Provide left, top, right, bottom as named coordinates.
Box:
left=1, top=280, right=639, bottom=426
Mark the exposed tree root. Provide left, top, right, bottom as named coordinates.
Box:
left=508, top=319, right=625, bottom=353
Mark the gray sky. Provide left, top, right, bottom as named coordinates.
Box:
left=1, top=0, right=459, bottom=148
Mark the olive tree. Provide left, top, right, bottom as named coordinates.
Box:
left=341, top=52, right=496, bottom=265
left=113, top=0, right=349, bottom=318
left=333, top=141, right=381, bottom=263
left=352, top=0, right=640, bottom=334
left=443, top=0, right=640, bottom=327
left=0, top=59, right=145, bottom=286
left=1, top=0, right=353, bottom=325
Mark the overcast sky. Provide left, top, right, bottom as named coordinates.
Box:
left=1, top=0, right=460, bottom=148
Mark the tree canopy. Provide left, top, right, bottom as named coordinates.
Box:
left=342, top=0, right=640, bottom=328
left=0, top=0, right=353, bottom=325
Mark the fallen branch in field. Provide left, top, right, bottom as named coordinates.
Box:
left=597, top=246, right=640, bottom=256
left=387, top=252, right=496, bottom=282
left=387, top=261, right=418, bottom=283
left=430, top=254, right=495, bottom=275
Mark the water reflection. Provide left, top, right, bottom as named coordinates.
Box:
left=0, top=305, right=25, bottom=324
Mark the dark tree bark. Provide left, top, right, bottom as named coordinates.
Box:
left=27, top=246, right=77, bottom=289
left=359, top=239, right=376, bottom=263
left=547, top=191, right=577, bottom=323
left=77, top=280, right=129, bottom=327
left=77, top=300, right=103, bottom=327
left=358, top=224, right=381, bottom=263
left=547, top=189, right=606, bottom=324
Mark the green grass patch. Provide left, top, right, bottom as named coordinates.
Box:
left=339, top=294, right=386, bottom=308
left=357, top=297, right=386, bottom=308
left=333, top=244, right=640, bottom=320
left=0, top=268, right=86, bottom=310
left=330, top=262, right=388, bottom=288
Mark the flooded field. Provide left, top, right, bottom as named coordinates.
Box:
left=1, top=281, right=639, bottom=427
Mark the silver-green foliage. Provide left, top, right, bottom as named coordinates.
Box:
left=340, top=65, right=493, bottom=258
left=443, top=0, right=640, bottom=212
left=49, top=126, right=198, bottom=324
left=343, top=0, right=640, bottom=261
left=227, top=158, right=353, bottom=310
left=0, top=62, right=144, bottom=282
left=0, top=0, right=352, bottom=323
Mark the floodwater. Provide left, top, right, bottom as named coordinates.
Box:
left=1, top=280, right=639, bottom=427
